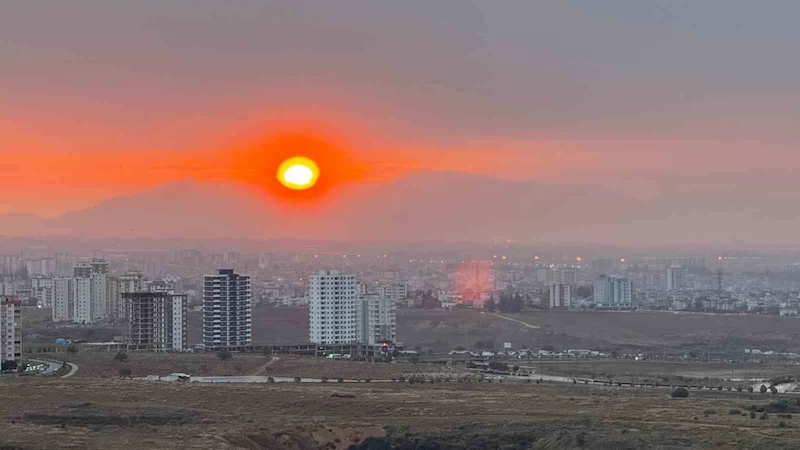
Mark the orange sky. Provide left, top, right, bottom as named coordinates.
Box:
left=3, top=0, right=800, bottom=227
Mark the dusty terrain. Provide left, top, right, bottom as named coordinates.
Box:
left=2, top=376, right=800, bottom=449
left=26, top=306, right=800, bottom=359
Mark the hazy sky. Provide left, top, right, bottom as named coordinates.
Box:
left=2, top=1, right=799, bottom=229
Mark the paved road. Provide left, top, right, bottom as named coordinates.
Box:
left=484, top=312, right=541, bottom=329
left=28, top=359, right=78, bottom=378
left=251, top=356, right=280, bottom=376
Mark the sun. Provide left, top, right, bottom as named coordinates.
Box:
left=277, top=156, right=320, bottom=190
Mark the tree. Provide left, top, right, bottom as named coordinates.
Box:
left=118, top=367, right=132, bottom=379
left=484, top=295, right=496, bottom=312
left=217, top=349, right=233, bottom=361
left=1, top=360, right=18, bottom=371
left=760, top=384, right=768, bottom=394
left=575, top=285, right=593, bottom=298
left=512, top=365, right=520, bottom=373
left=114, top=351, right=128, bottom=362
left=671, top=387, right=689, bottom=398
left=409, top=353, right=420, bottom=364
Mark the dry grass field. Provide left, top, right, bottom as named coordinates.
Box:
left=30, top=352, right=268, bottom=378
left=265, top=356, right=467, bottom=380
left=2, top=376, right=800, bottom=449
left=396, top=309, right=800, bottom=355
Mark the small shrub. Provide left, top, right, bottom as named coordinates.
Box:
left=398, top=376, right=405, bottom=383
left=364, top=378, right=371, bottom=383
left=750, top=411, right=756, bottom=419
left=779, top=421, right=787, bottom=428
left=729, top=409, right=741, bottom=415
left=408, top=378, right=415, bottom=385
left=703, top=409, right=717, bottom=415
left=717, top=386, right=723, bottom=391
left=760, top=385, right=768, bottom=394
left=321, top=377, right=328, bottom=383
left=736, top=386, right=743, bottom=392
left=536, top=379, right=540, bottom=384
left=770, top=386, right=778, bottom=394
left=217, top=349, right=233, bottom=361
left=748, top=386, right=754, bottom=393
left=114, top=351, right=128, bottom=362
left=267, top=377, right=275, bottom=383
left=294, top=377, right=301, bottom=383
left=118, top=367, right=132, bottom=378
left=337, top=377, right=344, bottom=383
left=671, top=387, right=689, bottom=398
left=761, top=412, right=769, bottom=420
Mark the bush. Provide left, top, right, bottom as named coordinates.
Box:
left=760, top=385, right=768, bottom=394
left=671, top=387, right=689, bottom=398
left=114, top=351, right=128, bottom=362
left=779, top=421, right=787, bottom=428
left=748, top=386, right=754, bottom=393
left=729, top=409, right=741, bottom=415
left=118, top=367, right=132, bottom=378
left=364, top=378, right=371, bottom=383
left=321, top=377, right=328, bottom=383
left=398, top=376, right=405, bottom=383
left=717, top=386, right=723, bottom=391
left=770, top=386, right=778, bottom=394
left=512, top=365, right=520, bottom=373
left=217, top=349, right=233, bottom=361
left=761, top=412, right=769, bottom=420
left=337, top=377, right=344, bottom=383
left=294, top=377, right=302, bottom=383
left=750, top=411, right=756, bottom=419
left=267, top=377, right=275, bottom=383
left=736, top=386, right=743, bottom=392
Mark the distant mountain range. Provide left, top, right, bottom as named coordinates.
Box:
left=2, top=171, right=799, bottom=247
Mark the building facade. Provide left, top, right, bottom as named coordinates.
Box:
left=308, top=270, right=358, bottom=345
left=52, top=277, right=73, bottom=321
left=379, top=282, right=408, bottom=301
left=31, top=276, right=54, bottom=308
left=593, top=275, right=633, bottom=309
left=666, top=266, right=687, bottom=291
left=549, top=283, right=572, bottom=309
left=0, top=296, right=21, bottom=361
left=357, top=294, right=397, bottom=345
left=121, top=292, right=188, bottom=351
left=202, top=269, right=252, bottom=347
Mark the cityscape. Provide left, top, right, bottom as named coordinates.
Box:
left=4, top=1, right=800, bottom=449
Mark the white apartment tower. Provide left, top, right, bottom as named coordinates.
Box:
left=71, top=259, right=109, bottom=324
left=549, top=283, right=572, bottom=309
left=203, top=269, right=252, bottom=347
left=357, top=294, right=397, bottom=345
left=666, top=266, right=687, bottom=291
left=52, top=277, right=73, bottom=321
left=593, top=275, right=633, bottom=309
left=0, top=296, right=21, bottom=361
left=308, top=270, right=358, bottom=344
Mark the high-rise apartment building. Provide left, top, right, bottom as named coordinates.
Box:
left=549, top=283, right=572, bottom=309
left=593, top=275, right=633, bottom=309
left=357, top=294, right=397, bottom=345
left=0, top=296, right=21, bottom=362
left=309, top=271, right=398, bottom=346
left=31, top=276, right=54, bottom=308
left=308, top=270, right=358, bottom=345
left=121, top=292, right=188, bottom=351
left=379, top=282, right=408, bottom=301
left=553, top=267, right=578, bottom=285
left=203, top=269, right=252, bottom=347
left=666, top=266, right=687, bottom=291
left=111, top=270, right=145, bottom=320
left=52, top=277, right=73, bottom=321
left=71, top=259, right=109, bottom=324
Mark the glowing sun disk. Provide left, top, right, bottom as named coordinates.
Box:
left=277, top=157, right=319, bottom=190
